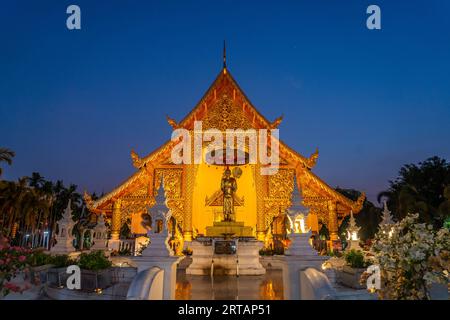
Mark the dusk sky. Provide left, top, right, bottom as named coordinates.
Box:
left=1, top=0, right=449, bottom=203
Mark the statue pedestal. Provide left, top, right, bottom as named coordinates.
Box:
left=50, top=239, right=76, bottom=255
left=282, top=231, right=330, bottom=299
left=205, top=221, right=253, bottom=237
left=346, top=240, right=362, bottom=251
left=186, top=238, right=265, bottom=276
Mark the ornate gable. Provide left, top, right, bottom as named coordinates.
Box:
left=202, top=94, right=253, bottom=131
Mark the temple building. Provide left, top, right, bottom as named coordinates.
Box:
left=84, top=52, right=365, bottom=250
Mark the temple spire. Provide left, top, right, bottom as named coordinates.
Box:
left=223, top=40, right=227, bottom=69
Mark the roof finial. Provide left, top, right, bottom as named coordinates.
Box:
left=223, top=40, right=227, bottom=69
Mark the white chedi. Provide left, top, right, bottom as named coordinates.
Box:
left=346, top=210, right=361, bottom=251
left=380, top=200, right=394, bottom=226
left=51, top=200, right=76, bottom=254
left=378, top=200, right=394, bottom=238
left=286, top=176, right=310, bottom=235
left=141, top=176, right=173, bottom=257
left=284, top=179, right=317, bottom=256
left=91, top=214, right=108, bottom=251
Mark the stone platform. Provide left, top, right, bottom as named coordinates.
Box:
left=186, top=238, right=265, bottom=276
left=205, top=221, right=253, bottom=237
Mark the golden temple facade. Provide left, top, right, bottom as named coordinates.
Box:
left=84, top=63, right=364, bottom=244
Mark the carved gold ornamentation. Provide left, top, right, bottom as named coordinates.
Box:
left=154, top=168, right=184, bottom=224
left=263, top=169, right=295, bottom=230
left=305, top=148, right=319, bottom=168
left=166, top=115, right=180, bottom=129
left=253, top=164, right=267, bottom=239
left=269, top=115, right=283, bottom=129
left=83, top=191, right=94, bottom=210
left=205, top=189, right=244, bottom=207
left=111, top=199, right=122, bottom=240
left=86, top=68, right=366, bottom=242
left=131, top=150, right=144, bottom=169
left=120, top=184, right=153, bottom=225
left=202, top=94, right=252, bottom=130
left=352, top=192, right=366, bottom=213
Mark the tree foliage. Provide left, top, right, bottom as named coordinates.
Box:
left=377, top=156, right=450, bottom=228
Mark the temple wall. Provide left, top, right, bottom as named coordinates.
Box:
left=131, top=212, right=147, bottom=234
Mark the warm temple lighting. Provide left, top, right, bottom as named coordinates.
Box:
left=388, top=229, right=393, bottom=238
left=288, top=213, right=309, bottom=234
left=347, top=230, right=359, bottom=241
left=321, top=262, right=331, bottom=270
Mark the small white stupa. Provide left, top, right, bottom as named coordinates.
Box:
left=51, top=199, right=76, bottom=254
left=91, top=214, right=108, bottom=251
left=378, top=200, right=394, bottom=238
left=346, top=210, right=361, bottom=251
left=380, top=200, right=394, bottom=226
left=285, top=178, right=317, bottom=257
left=141, top=176, right=172, bottom=257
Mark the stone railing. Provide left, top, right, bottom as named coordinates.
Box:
left=118, top=239, right=135, bottom=255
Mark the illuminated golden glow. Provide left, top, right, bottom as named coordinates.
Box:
left=86, top=67, right=365, bottom=242
left=287, top=214, right=310, bottom=234
left=192, top=162, right=257, bottom=236
left=347, top=230, right=359, bottom=241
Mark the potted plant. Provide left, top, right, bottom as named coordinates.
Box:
left=47, top=254, right=76, bottom=287
left=78, top=250, right=112, bottom=291
left=337, top=249, right=369, bottom=289
left=27, top=249, right=54, bottom=285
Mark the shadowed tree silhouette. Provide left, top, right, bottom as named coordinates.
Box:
left=0, top=148, right=15, bottom=177
left=377, top=156, right=450, bottom=228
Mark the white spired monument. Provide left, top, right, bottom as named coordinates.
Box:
left=345, top=211, right=361, bottom=251
left=281, top=180, right=331, bottom=299
left=127, top=176, right=182, bottom=300
left=51, top=200, right=76, bottom=254
left=90, top=214, right=108, bottom=251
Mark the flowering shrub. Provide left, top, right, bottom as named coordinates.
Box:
left=371, top=213, right=450, bottom=300
left=0, top=234, right=32, bottom=296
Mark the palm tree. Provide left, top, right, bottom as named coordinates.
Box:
left=28, top=172, right=45, bottom=189
left=0, top=178, right=30, bottom=239
left=0, top=148, right=15, bottom=177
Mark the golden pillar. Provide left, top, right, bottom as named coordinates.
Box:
left=183, top=164, right=194, bottom=242
left=327, top=200, right=339, bottom=241
left=111, top=199, right=122, bottom=240
left=254, top=164, right=266, bottom=241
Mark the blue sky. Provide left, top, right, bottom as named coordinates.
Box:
left=1, top=0, right=449, bottom=203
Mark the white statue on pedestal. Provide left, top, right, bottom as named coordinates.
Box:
left=51, top=200, right=76, bottom=254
